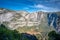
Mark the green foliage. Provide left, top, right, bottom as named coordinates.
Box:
left=0, top=24, right=38, bottom=40
left=0, top=24, right=21, bottom=40
left=48, top=31, right=60, bottom=40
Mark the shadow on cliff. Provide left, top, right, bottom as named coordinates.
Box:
left=20, top=33, right=38, bottom=40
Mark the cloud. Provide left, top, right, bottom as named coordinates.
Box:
left=30, top=4, right=60, bottom=12
left=31, top=4, right=51, bottom=10
left=33, top=4, right=48, bottom=9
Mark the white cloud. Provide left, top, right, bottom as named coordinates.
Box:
left=31, top=4, right=49, bottom=9
left=30, top=4, right=60, bottom=12
left=34, top=4, right=46, bottom=8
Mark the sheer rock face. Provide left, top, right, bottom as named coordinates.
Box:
left=56, top=14, right=60, bottom=33
left=47, top=12, right=60, bottom=32
left=0, top=9, right=16, bottom=23
left=0, top=8, right=59, bottom=31
left=8, top=11, right=46, bottom=30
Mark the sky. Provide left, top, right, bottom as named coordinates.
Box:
left=0, top=0, right=60, bottom=12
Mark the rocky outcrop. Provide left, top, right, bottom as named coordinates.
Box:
left=0, top=8, right=60, bottom=31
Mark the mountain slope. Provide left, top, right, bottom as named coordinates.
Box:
left=0, top=8, right=60, bottom=32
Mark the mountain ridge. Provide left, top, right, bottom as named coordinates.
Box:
left=0, top=8, right=60, bottom=32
